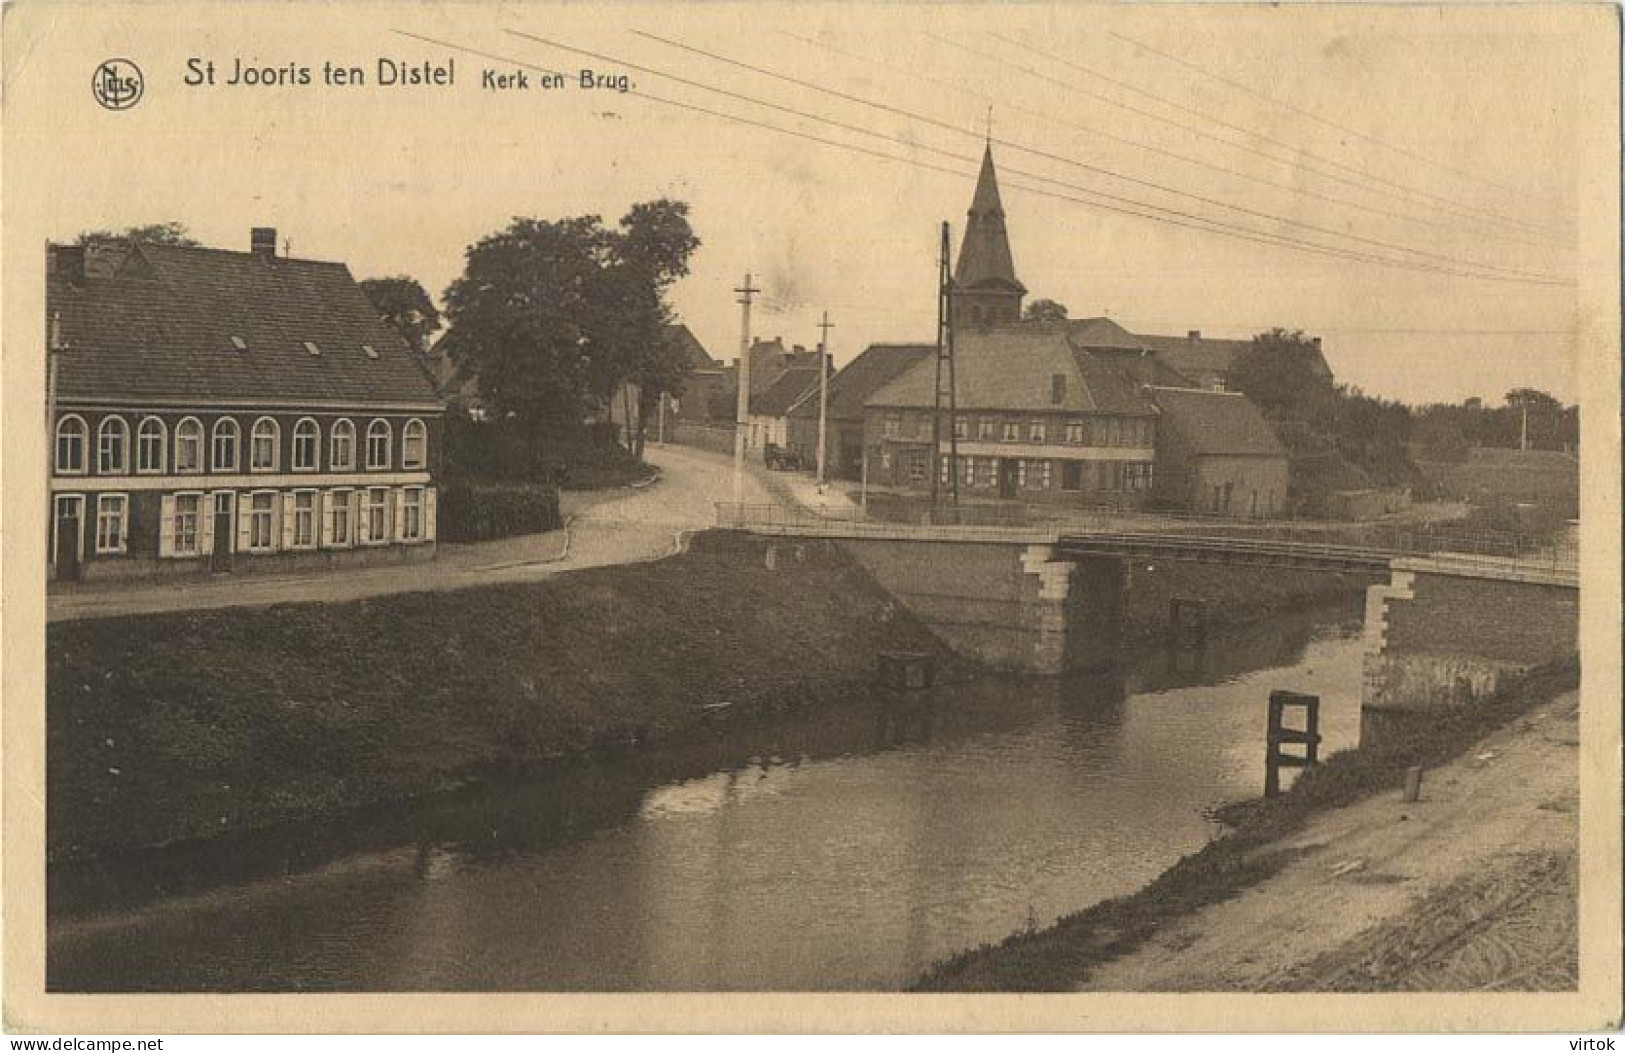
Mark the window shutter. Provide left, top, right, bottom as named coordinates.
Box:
left=321, top=491, right=335, bottom=547
left=280, top=493, right=296, bottom=551
left=424, top=487, right=437, bottom=542
left=158, top=494, right=176, bottom=558
left=237, top=499, right=253, bottom=552
left=350, top=489, right=362, bottom=542
left=200, top=495, right=216, bottom=555
left=393, top=488, right=406, bottom=542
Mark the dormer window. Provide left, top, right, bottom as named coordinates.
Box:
left=304, top=341, right=321, bottom=356
left=230, top=336, right=248, bottom=351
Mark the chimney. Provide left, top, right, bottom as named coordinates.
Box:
left=50, top=245, right=87, bottom=284
left=1187, top=330, right=1201, bottom=341
left=1311, top=336, right=1323, bottom=349
left=250, top=227, right=278, bottom=259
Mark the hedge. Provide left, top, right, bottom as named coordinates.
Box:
left=436, top=482, right=562, bottom=543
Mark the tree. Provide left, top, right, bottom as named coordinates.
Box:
left=360, top=276, right=442, bottom=353
left=440, top=201, right=699, bottom=461
left=1023, top=298, right=1069, bottom=322
left=1229, top=328, right=1336, bottom=424
left=75, top=222, right=198, bottom=246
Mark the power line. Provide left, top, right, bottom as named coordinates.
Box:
left=776, top=28, right=1555, bottom=252
left=394, top=28, right=1569, bottom=287
left=1106, top=30, right=1562, bottom=209
left=982, top=31, right=1565, bottom=241
left=628, top=29, right=1565, bottom=282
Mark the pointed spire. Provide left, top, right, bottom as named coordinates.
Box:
left=954, top=145, right=1025, bottom=294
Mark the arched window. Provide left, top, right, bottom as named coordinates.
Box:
left=292, top=418, right=319, bottom=471
left=55, top=415, right=87, bottom=474
left=211, top=418, right=239, bottom=472
left=250, top=417, right=279, bottom=471
left=174, top=417, right=203, bottom=473
left=330, top=419, right=356, bottom=471
left=365, top=419, right=392, bottom=470
left=97, top=416, right=129, bottom=474
left=136, top=416, right=166, bottom=473
left=401, top=418, right=427, bottom=470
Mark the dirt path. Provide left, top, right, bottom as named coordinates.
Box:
left=1084, top=691, right=1579, bottom=992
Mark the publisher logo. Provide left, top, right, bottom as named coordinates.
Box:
left=92, top=59, right=143, bottom=110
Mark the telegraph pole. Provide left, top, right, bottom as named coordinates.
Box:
left=816, top=311, right=833, bottom=490
left=732, top=273, right=759, bottom=506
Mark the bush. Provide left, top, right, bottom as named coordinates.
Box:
left=441, top=413, right=653, bottom=490
left=437, top=482, right=562, bottom=543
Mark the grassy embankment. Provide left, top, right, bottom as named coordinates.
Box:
left=47, top=532, right=953, bottom=861
left=913, top=655, right=1580, bottom=991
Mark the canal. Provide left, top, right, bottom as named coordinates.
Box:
left=48, top=599, right=1366, bottom=992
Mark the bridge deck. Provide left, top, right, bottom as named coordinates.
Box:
left=715, top=503, right=1578, bottom=587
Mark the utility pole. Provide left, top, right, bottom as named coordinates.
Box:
left=732, top=273, right=759, bottom=506
left=933, top=221, right=959, bottom=513
left=816, top=311, right=833, bottom=491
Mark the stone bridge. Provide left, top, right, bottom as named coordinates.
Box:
left=718, top=504, right=1579, bottom=728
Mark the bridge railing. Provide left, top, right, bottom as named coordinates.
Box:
left=714, top=502, right=1578, bottom=580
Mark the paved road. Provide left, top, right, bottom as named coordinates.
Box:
left=47, top=444, right=774, bottom=623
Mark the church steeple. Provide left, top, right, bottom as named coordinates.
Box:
left=952, top=145, right=1026, bottom=330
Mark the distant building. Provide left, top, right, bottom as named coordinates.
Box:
left=47, top=229, right=444, bottom=583
left=851, top=145, right=1311, bottom=515
left=785, top=343, right=936, bottom=478
left=1145, top=386, right=1289, bottom=517
left=746, top=367, right=822, bottom=452
left=864, top=328, right=1159, bottom=507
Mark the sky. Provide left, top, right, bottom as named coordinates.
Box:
left=6, top=2, right=1612, bottom=406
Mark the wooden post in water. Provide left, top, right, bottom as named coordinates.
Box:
left=1265, top=690, right=1322, bottom=797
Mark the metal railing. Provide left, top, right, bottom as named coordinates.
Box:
left=714, top=501, right=1579, bottom=585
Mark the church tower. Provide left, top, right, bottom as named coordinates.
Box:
left=952, top=145, right=1026, bottom=330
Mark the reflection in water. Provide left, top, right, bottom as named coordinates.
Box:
left=49, top=601, right=1363, bottom=992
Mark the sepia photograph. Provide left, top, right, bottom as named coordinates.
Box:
left=1, top=0, right=1620, bottom=1035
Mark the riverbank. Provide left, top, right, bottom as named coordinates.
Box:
left=914, top=656, right=1580, bottom=991
left=46, top=531, right=956, bottom=861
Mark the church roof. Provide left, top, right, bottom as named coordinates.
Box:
left=953, top=147, right=1026, bottom=295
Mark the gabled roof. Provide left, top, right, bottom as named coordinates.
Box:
left=787, top=343, right=936, bottom=422
left=750, top=367, right=822, bottom=417
left=49, top=241, right=441, bottom=408
left=1147, top=386, right=1287, bottom=458
left=666, top=322, right=718, bottom=370
left=868, top=328, right=1155, bottom=415
left=953, top=147, right=1026, bottom=296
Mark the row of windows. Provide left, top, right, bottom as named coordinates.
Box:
left=59, top=487, right=433, bottom=558
left=883, top=413, right=1153, bottom=448
left=934, top=457, right=1154, bottom=492
left=886, top=453, right=1155, bottom=493
left=54, top=415, right=427, bottom=476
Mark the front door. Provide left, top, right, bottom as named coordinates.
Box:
left=211, top=492, right=235, bottom=573
left=53, top=496, right=82, bottom=582
left=998, top=458, right=1018, bottom=499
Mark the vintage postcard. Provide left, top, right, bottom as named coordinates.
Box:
left=2, top=0, right=1620, bottom=1035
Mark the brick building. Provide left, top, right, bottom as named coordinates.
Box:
left=785, top=343, right=935, bottom=478
left=1145, top=386, right=1289, bottom=517
left=864, top=328, right=1159, bottom=507
left=46, top=230, right=444, bottom=583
